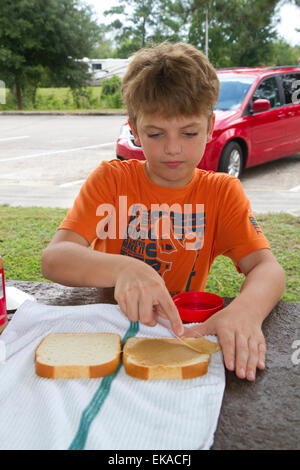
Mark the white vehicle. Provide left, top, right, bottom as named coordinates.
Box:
left=81, top=58, right=131, bottom=85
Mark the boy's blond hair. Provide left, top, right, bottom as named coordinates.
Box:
left=121, top=42, right=220, bottom=130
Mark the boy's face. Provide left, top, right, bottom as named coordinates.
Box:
left=129, top=112, right=215, bottom=188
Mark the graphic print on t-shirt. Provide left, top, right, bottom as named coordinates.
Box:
left=120, top=206, right=206, bottom=287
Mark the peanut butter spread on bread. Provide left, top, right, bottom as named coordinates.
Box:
left=127, top=338, right=213, bottom=366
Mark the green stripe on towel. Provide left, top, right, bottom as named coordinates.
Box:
left=68, top=322, right=139, bottom=450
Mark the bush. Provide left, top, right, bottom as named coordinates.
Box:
left=104, top=89, right=123, bottom=109
left=101, top=75, right=121, bottom=97
left=0, top=85, right=123, bottom=111
left=71, top=87, right=93, bottom=109
left=100, top=75, right=123, bottom=109
left=0, top=89, right=17, bottom=110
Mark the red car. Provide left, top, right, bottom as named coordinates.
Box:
left=116, top=66, right=300, bottom=178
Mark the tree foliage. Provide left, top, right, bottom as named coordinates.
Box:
left=89, top=23, right=115, bottom=59
left=188, top=0, right=281, bottom=67
left=0, top=0, right=101, bottom=108
left=104, top=0, right=299, bottom=66
left=271, top=39, right=300, bottom=65
left=104, top=0, right=161, bottom=56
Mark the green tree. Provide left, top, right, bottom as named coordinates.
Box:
left=271, top=39, right=300, bottom=65
left=104, top=0, right=298, bottom=66
left=186, top=0, right=281, bottom=66
left=0, top=0, right=100, bottom=109
left=104, top=0, right=162, bottom=56
left=89, top=24, right=115, bottom=59
left=147, top=0, right=191, bottom=43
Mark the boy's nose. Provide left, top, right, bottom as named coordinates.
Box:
left=164, top=138, right=182, bottom=156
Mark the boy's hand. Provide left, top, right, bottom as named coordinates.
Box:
left=114, top=258, right=184, bottom=337
left=184, top=306, right=266, bottom=381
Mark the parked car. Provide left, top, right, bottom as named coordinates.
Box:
left=116, top=66, right=300, bottom=178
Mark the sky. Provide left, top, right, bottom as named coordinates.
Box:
left=85, top=0, right=300, bottom=47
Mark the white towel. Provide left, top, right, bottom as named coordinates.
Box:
left=0, top=300, right=225, bottom=450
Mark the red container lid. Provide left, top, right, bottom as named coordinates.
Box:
left=173, top=291, right=224, bottom=323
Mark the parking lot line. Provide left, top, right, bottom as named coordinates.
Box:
left=0, top=142, right=115, bottom=162
left=289, top=185, right=300, bottom=192
left=0, top=135, right=29, bottom=142
left=60, top=179, right=85, bottom=188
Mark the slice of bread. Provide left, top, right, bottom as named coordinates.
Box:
left=35, top=333, right=121, bottom=379
left=123, top=337, right=211, bottom=380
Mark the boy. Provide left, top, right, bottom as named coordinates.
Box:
left=42, top=42, right=285, bottom=381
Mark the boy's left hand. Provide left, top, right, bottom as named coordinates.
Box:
left=184, top=306, right=266, bottom=381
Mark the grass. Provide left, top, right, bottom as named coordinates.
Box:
left=0, top=87, right=125, bottom=111
left=0, top=205, right=299, bottom=302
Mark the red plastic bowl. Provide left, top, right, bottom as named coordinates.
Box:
left=172, top=291, right=224, bottom=323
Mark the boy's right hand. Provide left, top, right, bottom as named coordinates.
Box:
left=114, top=257, right=184, bottom=337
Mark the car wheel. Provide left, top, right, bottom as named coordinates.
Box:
left=218, top=141, right=243, bottom=178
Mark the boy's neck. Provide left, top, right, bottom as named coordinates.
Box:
left=144, top=162, right=196, bottom=189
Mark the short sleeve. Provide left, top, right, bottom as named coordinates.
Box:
left=58, top=161, right=117, bottom=244
left=214, top=176, right=270, bottom=272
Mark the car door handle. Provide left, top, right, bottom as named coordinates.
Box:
left=287, top=111, right=295, bottom=117
left=277, top=112, right=285, bottom=119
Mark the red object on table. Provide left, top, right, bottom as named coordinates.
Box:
left=173, top=291, right=224, bottom=323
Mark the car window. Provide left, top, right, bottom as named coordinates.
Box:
left=282, top=73, right=300, bottom=104
left=252, top=77, right=281, bottom=109
left=215, top=75, right=256, bottom=111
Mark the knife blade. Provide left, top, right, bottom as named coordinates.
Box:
left=155, top=315, right=220, bottom=354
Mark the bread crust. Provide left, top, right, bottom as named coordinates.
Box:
left=181, top=359, right=209, bottom=379
left=35, top=333, right=122, bottom=379
left=122, top=353, right=150, bottom=380
left=123, top=356, right=210, bottom=380
left=89, top=353, right=121, bottom=378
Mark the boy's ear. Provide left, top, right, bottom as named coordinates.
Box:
left=206, top=113, right=215, bottom=143
left=128, top=120, right=141, bottom=146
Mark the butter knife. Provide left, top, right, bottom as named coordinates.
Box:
left=155, top=315, right=220, bottom=354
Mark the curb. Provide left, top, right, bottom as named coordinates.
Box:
left=0, top=110, right=127, bottom=116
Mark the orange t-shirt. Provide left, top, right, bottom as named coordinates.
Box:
left=59, top=159, right=270, bottom=295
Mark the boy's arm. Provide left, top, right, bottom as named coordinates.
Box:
left=233, top=248, right=285, bottom=324
left=41, top=229, right=184, bottom=336
left=186, top=249, right=285, bottom=381
left=42, top=229, right=129, bottom=288
left=227, top=249, right=285, bottom=377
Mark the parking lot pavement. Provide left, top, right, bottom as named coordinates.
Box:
left=0, top=114, right=125, bottom=207
left=0, top=115, right=299, bottom=214
left=241, top=154, right=300, bottom=216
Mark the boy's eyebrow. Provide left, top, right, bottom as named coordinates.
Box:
left=143, top=125, right=164, bottom=130
left=143, top=122, right=202, bottom=130
left=180, top=122, right=202, bottom=129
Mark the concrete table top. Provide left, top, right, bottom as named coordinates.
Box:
left=4, top=280, right=300, bottom=450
